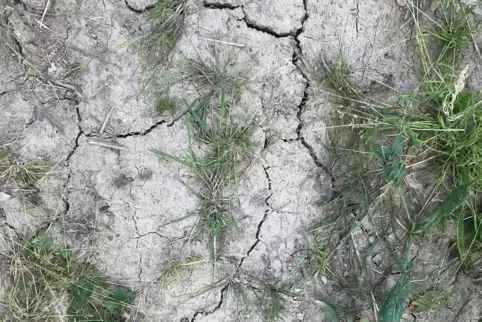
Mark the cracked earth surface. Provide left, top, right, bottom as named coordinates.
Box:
left=1, top=0, right=482, bottom=321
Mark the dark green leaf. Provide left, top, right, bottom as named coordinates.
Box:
left=378, top=275, right=410, bottom=322
left=407, top=129, right=423, bottom=150
left=423, top=185, right=469, bottom=231
left=373, top=135, right=403, bottom=161
left=68, top=282, right=94, bottom=313
left=383, top=160, right=406, bottom=188
left=268, top=289, right=285, bottom=321
left=105, top=287, right=135, bottom=313
left=31, top=233, right=54, bottom=252
left=372, top=135, right=406, bottom=187
left=320, top=302, right=340, bottom=322
left=111, top=287, right=135, bottom=304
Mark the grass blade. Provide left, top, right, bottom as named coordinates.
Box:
left=457, top=212, right=466, bottom=261
left=152, top=149, right=192, bottom=167
left=423, top=185, right=469, bottom=231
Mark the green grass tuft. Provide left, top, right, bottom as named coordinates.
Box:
left=157, top=256, right=205, bottom=287
left=430, top=0, right=476, bottom=66
left=305, top=1, right=482, bottom=320
left=156, top=94, right=177, bottom=115
left=180, top=46, right=252, bottom=109
left=137, top=0, right=185, bottom=69
left=319, top=51, right=361, bottom=103
left=0, top=153, right=50, bottom=186
left=153, top=92, right=254, bottom=260
left=6, top=233, right=136, bottom=322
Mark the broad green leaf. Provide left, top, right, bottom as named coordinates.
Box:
left=68, top=282, right=94, bottom=313
left=378, top=275, right=410, bottom=322
left=110, top=287, right=135, bottom=304
left=320, top=302, right=340, bottom=322
left=31, top=233, right=54, bottom=252
left=423, top=185, right=469, bottom=231
left=104, top=287, right=135, bottom=314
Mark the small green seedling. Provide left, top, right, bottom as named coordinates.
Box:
left=158, top=256, right=205, bottom=286
left=260, top=279, right=292, bottom=321
left=372, top=134, right=406, bottom=188
left=320, top=51, right=360, bottom=102
left=156, top=95, right=177, bottom=114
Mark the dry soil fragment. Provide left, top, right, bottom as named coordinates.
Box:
left=204, top=0, right=243, bottom=7
left=125, top=0, right=158, bottom=11
left=243, top=0, right=306, bottom=35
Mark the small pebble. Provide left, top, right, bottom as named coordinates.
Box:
left=368, top=235, right=375, bottom=244
left=0, top=192, right=12, bottom=202
left=48, top=62, right=57, bottom=74
left=270, top=259, right=283, bottom=278
left=321, top=275, right=328, bottom=284
left=396, top=0, right=406, bottom=6
left=372, top=254, right=383, bottom=266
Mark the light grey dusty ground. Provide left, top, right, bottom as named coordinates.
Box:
left=1, top=0, right=482, bottom=321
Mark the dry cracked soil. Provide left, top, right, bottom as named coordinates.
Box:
left=1, top=0, right=482, bottom=321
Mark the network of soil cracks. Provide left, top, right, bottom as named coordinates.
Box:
left=1, top=0, right=482, bottom=321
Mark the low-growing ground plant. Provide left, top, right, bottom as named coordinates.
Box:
left=0, top=153, right=50, bottom=186
left=135, top=0, right=185, bottom=69
left=4, top=233, right=136, bottom=321
left=153, top=45, right=253, bottom=117
left=189, top=271, right=293, bottom=322
left=181, top=46, right=252, bottom=106
left=157, top=256, right=205, bottom=287
left=153, top=92, right=254, bottom=260
left=304, top=1, right=481, bottom=321
left=155, top=93, right=177, bottom=115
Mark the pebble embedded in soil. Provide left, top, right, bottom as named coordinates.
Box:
left=270, top=259, right=284, bottom=278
